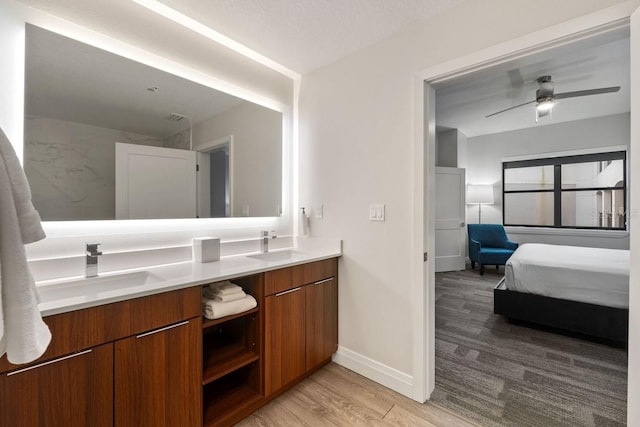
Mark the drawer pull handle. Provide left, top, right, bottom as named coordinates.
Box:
left=136, top=320, right=189, bottom=338
left=7, top=349, right=93, bottom=376
left=314, top=277, right=334, bottom=285
left=275, top=287, right=301, bottom=297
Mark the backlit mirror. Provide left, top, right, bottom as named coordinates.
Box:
left=24, top=24, right=283, bottom=220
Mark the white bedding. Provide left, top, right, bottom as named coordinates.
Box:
left=504, top=243, right=629, bottom=309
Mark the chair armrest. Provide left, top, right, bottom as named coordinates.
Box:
left=504, top=240, right=519, bottom=251
left=469, top=239, right=481, bottom=259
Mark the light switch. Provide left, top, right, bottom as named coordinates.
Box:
left=316, top=205, right=324, bottom=219
left=369, top=204, right=385, bottom=221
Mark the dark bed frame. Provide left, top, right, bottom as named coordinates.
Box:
left=494, top=278, right=628, bottom=345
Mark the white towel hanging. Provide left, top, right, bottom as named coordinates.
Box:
left=0, top=128, right=51, bottom=364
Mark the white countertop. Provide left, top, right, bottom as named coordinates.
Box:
left=36, top=244, right=341, bottom=317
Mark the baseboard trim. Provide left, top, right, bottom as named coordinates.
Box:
left=332, top=346, right=413, bottom=398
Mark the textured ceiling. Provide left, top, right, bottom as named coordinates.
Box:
left=158, top=0, right=467, bottom=74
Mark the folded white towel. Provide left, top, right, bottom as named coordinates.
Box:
left=0, top=127, right=51, bottom=364
left=202, top=295, right=257, bottom=320
left=203, top=287, right=247, bottom=303
left=207, top=281, right=243, bottom=296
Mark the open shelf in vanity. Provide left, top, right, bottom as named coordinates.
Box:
left=201, top=274, right=264, bottom=427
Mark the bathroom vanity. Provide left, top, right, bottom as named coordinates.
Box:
left=2, top=20, right=333, bottom=427
left=0, top=251, right=339, bottom=427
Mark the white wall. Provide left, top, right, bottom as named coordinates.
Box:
left=436, top=129, right=457, bottom=167
left=466, top=113, right=629, bottom=249
left=298, top=0, right=629, bottom=395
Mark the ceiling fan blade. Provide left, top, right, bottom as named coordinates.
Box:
left=554, top=86, right=620, bottom=99
left=485, top=100, right=535, bottom=118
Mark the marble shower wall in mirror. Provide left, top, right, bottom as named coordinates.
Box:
left=24, top=24, right=283, bottom=221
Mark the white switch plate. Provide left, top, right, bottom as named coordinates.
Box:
left=369, top=204, right=385, bottom=221
left=316, top=205, right=324, bottom=219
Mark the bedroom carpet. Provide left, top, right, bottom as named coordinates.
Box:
left=431, top=267, right=628, bottom=427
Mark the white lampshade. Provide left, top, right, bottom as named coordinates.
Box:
left=467, top=184, right=494, bottom=205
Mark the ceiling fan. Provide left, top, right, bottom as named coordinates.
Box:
left=485, top=75, right=620, bottom=122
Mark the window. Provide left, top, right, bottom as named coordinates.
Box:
left=503, top=151, right=626, bottom=230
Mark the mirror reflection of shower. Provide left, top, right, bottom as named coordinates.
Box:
left=167, top=112, right=192, bottom=150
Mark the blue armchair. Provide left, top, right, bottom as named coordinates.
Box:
left=467, top=224, right=518, bottom=275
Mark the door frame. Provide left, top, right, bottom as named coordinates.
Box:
left=410, top=1, right=635, bottom=406
left=196, top=135, right=235, bottom=217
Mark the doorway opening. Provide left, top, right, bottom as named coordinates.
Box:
left=424, top=16, right=629, bottom=422
left=196, top=135, right=235, bottom=218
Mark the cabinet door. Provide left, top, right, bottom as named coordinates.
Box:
left=305, top=277, right=338, bottom=370
left=0, top=343, right=113, bottom=427
left=264, top=287, right=306, bottom=396
left=115, top=318, right=202, bottom=427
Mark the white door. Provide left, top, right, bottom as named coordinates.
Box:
left=115, top=143, right=196, bottom=219
left=435, top=167, right=466, bottom=272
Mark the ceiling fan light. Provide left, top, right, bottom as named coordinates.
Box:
left=536, top=99, right=555, bottom=112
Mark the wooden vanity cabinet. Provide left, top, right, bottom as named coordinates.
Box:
left=305, top=275, right=338, bottom=370
left=0, top=286, right=201, bottom=427
left=115, top=317, right=202, bottom=427
left=264, top=285, right=306, bottom=395
left=264, top=258, right=338, bottom=397
left=0, top=258, right=338, bottom=426
left=0, top=342, right=114, bottom=427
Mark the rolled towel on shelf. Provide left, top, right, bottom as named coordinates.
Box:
left=202, top=287, right=247, bottom=303
left=202, top=295, right=257, bottom=320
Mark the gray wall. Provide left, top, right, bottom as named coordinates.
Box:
left=465, top=113, right=630, bottom=249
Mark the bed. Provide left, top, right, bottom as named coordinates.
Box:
left=494, top=243, right=629, bottom=344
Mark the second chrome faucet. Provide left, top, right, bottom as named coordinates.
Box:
left=86, top=243, right=102, bottom=278
left=260, top=230, right=277, bottom=253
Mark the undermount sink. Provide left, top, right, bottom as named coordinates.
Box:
left=37, top=270, right=165, bottom=303
left=246, top=249, right=304, bottom=262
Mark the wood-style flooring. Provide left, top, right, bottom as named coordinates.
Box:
left=237, top=363, right=476, bottom=427
left=431, top=267, right=628, bottom=427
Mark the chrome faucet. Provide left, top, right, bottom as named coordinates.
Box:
left=86, top=243, right=102, bottom=278
left=260, top=230, right=276, bottom=253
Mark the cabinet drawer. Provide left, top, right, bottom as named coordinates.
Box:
left=303, top=258, right=338, bottom=285
left=264, top=265, right=304, bottom=295
left=264, top=258, right=338, bottom=296
left=0, top=286, right=201, bottom=374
